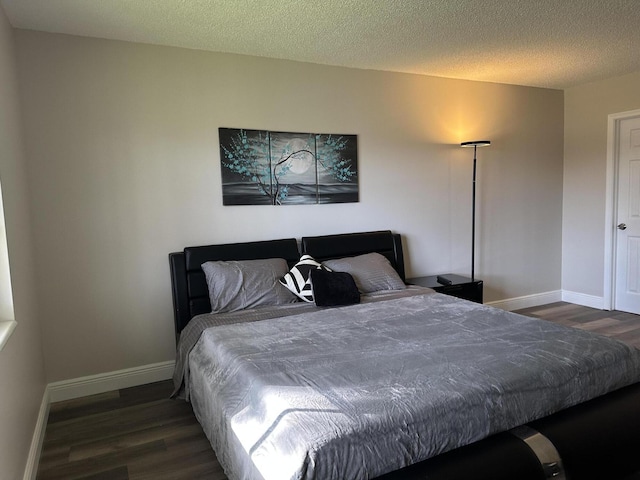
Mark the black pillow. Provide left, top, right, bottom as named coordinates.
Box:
left=310, top=269, right=360, bottom=307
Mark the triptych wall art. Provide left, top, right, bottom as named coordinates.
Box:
left=219, top=128, right=359, bottom=205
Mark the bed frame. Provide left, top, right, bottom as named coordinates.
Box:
left=169, top=230, right=640, bottom=480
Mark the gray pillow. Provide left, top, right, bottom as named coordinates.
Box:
left=201, top=258, right=297, bottom=313
left=323, top=252, right=406, bottom=293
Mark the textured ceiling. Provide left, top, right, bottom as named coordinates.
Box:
left=2, top=0, right=640, bottom=89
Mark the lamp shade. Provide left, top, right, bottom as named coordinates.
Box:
left=461, top=140, right=491, bottom=147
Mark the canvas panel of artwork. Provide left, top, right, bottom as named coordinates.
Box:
left=219, top=128, right=358, bottom=205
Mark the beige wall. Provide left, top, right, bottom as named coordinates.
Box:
left=0, top=8, right=45, bottom=480
left=15, top=30, right=564, bottom=383
left=563, top=71, right=640, bottom=298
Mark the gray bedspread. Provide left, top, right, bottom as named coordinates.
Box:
left=176, top=289, right=640, bottom=480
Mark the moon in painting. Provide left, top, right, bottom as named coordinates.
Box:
left=286, top=138, right=314, bottom=174
left=288, top=150, right=314, bottom=174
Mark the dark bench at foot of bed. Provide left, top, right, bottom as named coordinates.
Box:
left=377, top=378, right=640, bottom=480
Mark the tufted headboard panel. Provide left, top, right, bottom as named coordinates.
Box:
left=301, top=230, right=405, bottom=281
left=169, top=238, right=300, bottom=338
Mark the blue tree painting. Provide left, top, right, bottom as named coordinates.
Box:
left=219, top=128, right=358, bottom=205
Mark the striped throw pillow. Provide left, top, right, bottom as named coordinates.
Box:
left=279, top=255, right=331, bottom=302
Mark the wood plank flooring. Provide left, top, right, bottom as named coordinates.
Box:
left=36, top=302, right=640, bottom=480
left=36, top=381, right=225, bottom=480
left=515, top=301, right=640, bottom=348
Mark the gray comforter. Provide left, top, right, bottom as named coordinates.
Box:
left=175, top=288, right=640, bottom=480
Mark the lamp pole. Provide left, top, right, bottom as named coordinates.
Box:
left=461, top=140, right=491, bottom=282
left=472, top=144, right=478, bottom=281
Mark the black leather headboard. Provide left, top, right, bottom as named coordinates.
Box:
left=169, top=231, right=406, bottom=341
left=169, top=238, right=300, bottom=339
left=301, top=230, right=405, bottom=281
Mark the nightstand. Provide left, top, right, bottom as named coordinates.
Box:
left=407, top=274, right=483, bottom=303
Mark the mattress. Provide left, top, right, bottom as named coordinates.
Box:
left=175, top=288, right=640, bottom=480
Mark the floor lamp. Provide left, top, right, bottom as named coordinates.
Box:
left=460, top=140, right=491, bottom=281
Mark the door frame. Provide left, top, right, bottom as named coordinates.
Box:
left=604, top=108, right=640, bottom=310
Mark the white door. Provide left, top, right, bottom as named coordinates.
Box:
left=615, top=115, right=640, bottom=313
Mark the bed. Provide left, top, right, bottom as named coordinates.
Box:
left=169, top=230, right=640, bottom=480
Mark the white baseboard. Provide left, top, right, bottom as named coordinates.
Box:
left=561, top=290, right=606, bottom=310
left=48, top=360, right=175, bottom=403
left=486, top=290, right=563, bottom=311
left=23, top=388, right=50, bottom=480
left=486, top=289, right=606, bottom=312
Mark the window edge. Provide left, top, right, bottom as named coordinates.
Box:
left=0, top=320, right=16, bottom=351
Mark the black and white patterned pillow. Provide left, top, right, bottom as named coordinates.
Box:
left=279, top=255, right=331, bottom=302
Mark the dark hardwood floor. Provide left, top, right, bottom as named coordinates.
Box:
left=515, top=301, right=640, bottom=349
left=36, top=381, right=225, bottom=480
left=36, top=302, right=640, bottom=480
